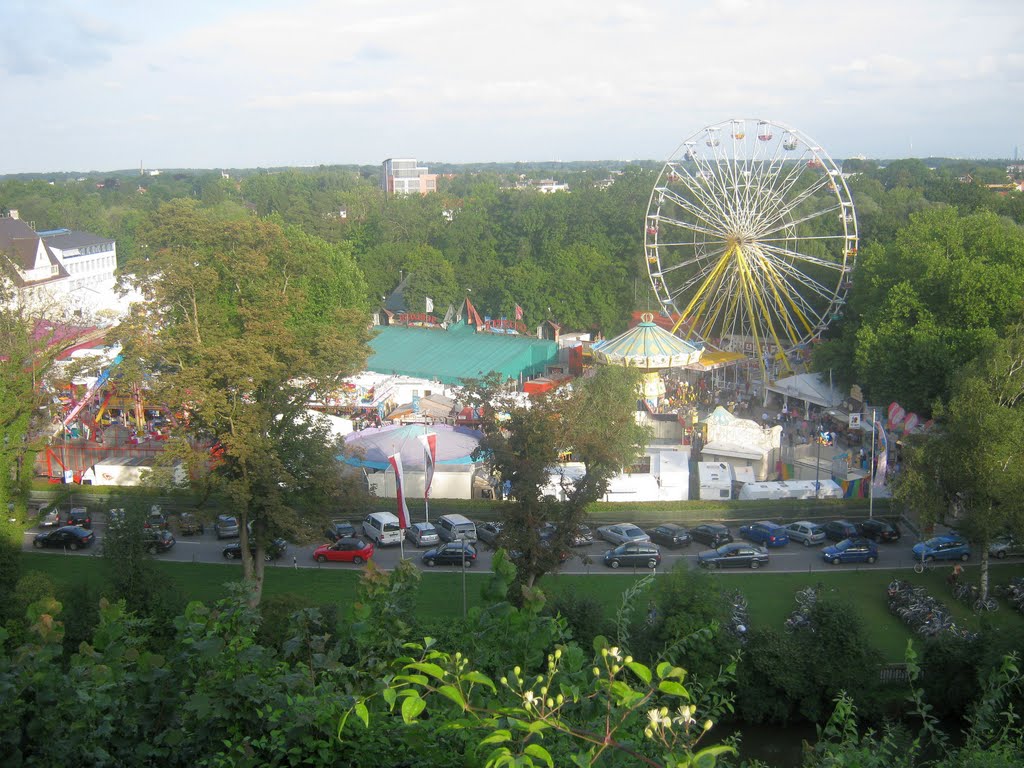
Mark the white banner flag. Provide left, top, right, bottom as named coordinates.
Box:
left=425, top=296, right=434, bottom=314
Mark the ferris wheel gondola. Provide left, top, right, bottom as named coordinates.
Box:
left=644, top=118, right=858, bottom=377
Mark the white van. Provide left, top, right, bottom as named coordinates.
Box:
left=362, top=511, right=405, bottom=546
left=437, top=513, right=477, bottom=543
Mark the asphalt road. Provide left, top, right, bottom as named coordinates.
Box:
left=22, top=516, right=988, bottom=576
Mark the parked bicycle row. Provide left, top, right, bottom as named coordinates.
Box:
left=887, top=579, right=977, bottom=641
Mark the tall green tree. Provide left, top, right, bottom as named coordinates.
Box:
left=468, top=366, right=649, bottom=591
left=118, top=200, right=372, bottom=605
left=895, top=322, right=1024, bottom=600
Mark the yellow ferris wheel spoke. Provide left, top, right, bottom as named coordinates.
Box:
left=671, top=244, right=736, bottom=335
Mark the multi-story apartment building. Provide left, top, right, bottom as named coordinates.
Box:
left=381, top=158, right=437, bottom=196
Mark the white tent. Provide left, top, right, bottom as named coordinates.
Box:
left=767, top=372, right=844, bottom=410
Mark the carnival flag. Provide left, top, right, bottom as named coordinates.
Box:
left=515, top=304, right=524, bottom=321
left=417, top=432, right=437, bottom=499
left=872, top=415, right=888, bottom=488
left=387, top=453, right=411, bottom=529
left=425, top=296, right=434, bottom=314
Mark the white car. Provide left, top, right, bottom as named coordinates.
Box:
left=784, top=521, right=827, bottom=547
left=596, top=523, right=651, bottom=546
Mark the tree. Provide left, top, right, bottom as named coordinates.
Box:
left=468, top=366, right=650, bottom=591
left=895, top=322, right=1024, bottom=601
left=118, top=200, right=373, bottom=606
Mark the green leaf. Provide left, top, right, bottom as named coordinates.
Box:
left=354, top=702, right=369, bottom=728
left=406, top=662, right=447, bottom=681
left=656, top=661, right=673, bottom=680
left=401, top=694, right=426, bottom=724
left=524, top=744, right=554, bottom=768
left=382, top=687, right=397, bottom=710
left=694, top=744, right=738, bottom=767
left=626, top=661, right=652, bottom=685
left=658, top=680, right=690, bottom=698
left=479, top=729, right=511, bottom=747
left=461, top=670, right=497, bottom=691
left=395, top=673, right=429, bottom=686
left=436, top=684, right=468, bottom=710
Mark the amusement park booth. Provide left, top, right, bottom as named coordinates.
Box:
left=697, top=462, right=733, bottom=501
left=341, top=424, right=484, bottom=501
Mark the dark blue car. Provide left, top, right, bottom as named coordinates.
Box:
left=739, top=521, right=789, bottom=547
left=822, top=537, right=878, bottom=565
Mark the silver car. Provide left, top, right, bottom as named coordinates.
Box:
left=596, top=523, right=651, bottom=546
left=407, top=522, right=440, bottom=547
left=785, top=521, right=827, bottom=547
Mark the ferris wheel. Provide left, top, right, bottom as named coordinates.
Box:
left=645, top=118, right=857, bottom=376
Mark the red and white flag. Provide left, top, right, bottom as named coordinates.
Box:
left=417, top=432, right=437, bottom=499
left=387, top=452, right=411, bottom=529
left=515, top=304, right=524, bottom=321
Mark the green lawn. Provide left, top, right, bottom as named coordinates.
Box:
left=20, top=554, right=1024, bottom=663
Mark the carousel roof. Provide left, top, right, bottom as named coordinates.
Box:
left=592, top=315, right=703, bottom=370
left=340, top=423, right=483, bottom=470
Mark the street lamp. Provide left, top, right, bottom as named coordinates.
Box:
left=459, top=533, right=468, bottom=618
left=814, top=421, right=822, bottom=500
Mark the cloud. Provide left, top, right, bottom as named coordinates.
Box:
left=0, top=2, right=131, bottom=76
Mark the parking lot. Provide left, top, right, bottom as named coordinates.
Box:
left=23, top=513, right=989, bottom=576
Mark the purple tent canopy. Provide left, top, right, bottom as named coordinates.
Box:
left=341, top=424, right=484, bottom=470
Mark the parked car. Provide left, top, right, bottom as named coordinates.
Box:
left=785, top=521, right=826, bottom=547
left=313, top=537, right=374, bottom=564
left=325, top=520, right=357, bottom=542
left=33, top=526, right=95, bottom=551
left=143, top=529, right=176, bottom=554
left=697, top=543, right=769, bottom=569
left=989, top=536, right=1024, bottom=560
left=214, top=515, right=240, bottom=540
left=739, top=521, right=789, bottom=547
left=144, top=508, right=168, bottom=530
left=857, top=518, right=902, bottom=543
left=596, top=523, right=650, bottom=546
left=476, top=521, right=504, bottom=547
left=822, top=537, right=878, bottom=565
left=823, top=519, right=859, bottom=542
left=649, top=524, right=692, bottom=549
left=37, top=508, right=60, bottom=528
left=177, top=512, right=205, bottom=536
left=690, top=524, right=733, bottom=548
left=61, top=507, right=92, bottom=529
left=422, top=541, right=477, bottom=567
left=569, top=524, right=594, bottom=547
left=603, top=541, right=662, bottom=569
left=913, top=535, right=971, bottom=563
left=222, top=538, right=288, bottom=561
left=407, top=522, right=440, bottom=547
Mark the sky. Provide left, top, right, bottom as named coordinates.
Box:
left=2, top=0, right=1021, bottom=174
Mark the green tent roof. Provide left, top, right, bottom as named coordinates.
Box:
left=367, top=321, right=559, bottom=384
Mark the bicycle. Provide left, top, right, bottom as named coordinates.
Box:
left=973, top=596, right=998, bottom=613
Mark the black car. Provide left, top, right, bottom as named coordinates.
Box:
left=649, top=524, right=692, bottom=549
left=422, top=541, right=477, bottom=567
left=144, top=509, right=168, bottom=530
left=857, top=518, right=901, bottom=543
left=33, top=526, right=95, bottom=551
left=325, top=520, right=357, bottom=542
left=690, top=524, right=733, bottom=548
left=697, top=543, right=769, bottom=569
left=823, top=520, right=859, bottom=542
left=537, top=522, right=593, bottom=548
left=177, top=512, right=205, bottom=536
left=603, top=542, right=662, bottom=569
left=61, top=507, right=92, bottom=529
left=143, top=530, right=176, bottom=554
left=222, top=538, right=288, bottom=561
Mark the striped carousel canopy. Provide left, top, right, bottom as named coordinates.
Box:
left=592, top=314, right=703, bottom=370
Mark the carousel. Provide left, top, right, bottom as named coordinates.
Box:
left=591, top=313, right=703, bottom=410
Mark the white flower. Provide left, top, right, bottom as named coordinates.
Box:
left=522, top=690, right=539, bottom=710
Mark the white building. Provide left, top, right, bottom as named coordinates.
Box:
left=0, top=212, right=125, bottom=322
left=381, top=158, right=438, bottom=196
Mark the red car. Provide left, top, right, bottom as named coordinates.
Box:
left=313, top=537, right=374, bottom=565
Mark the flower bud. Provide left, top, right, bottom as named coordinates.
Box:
left=703, top=719, right=713, bottom=732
